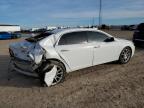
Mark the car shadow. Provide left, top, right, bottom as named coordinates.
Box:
left=0, top=46, right=143, bottom=88
left=0, top=55, right=41, bottom=88
left=0, top=55, right=118, bottom=88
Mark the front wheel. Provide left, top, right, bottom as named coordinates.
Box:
left=119, top=47, right=132, bottom=64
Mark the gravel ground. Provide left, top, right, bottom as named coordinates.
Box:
left=0, top=30, right=144, bottom=108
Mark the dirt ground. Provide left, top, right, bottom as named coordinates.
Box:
left=0, top=30, right=144, bottom=108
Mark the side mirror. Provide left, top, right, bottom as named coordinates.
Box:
left=104, top=37, right=114, bottom=42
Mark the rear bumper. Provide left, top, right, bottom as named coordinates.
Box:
left=10, top=57, right=39, bottom=77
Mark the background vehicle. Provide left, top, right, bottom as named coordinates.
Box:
left=9, top=28, right=135, bottom=86
left=133, top=23, right=144, bottom=46
left=0, top=32, right=21, bottom=39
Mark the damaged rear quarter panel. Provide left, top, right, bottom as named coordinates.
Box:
left=39, top=35, right=71, bottom=72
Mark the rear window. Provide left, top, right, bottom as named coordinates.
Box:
left=137, top=23, right=144, bottom=31
left=25, top=32, right=53, bottom=42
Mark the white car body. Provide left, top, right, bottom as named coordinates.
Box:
left=9, top=28, right=135, bottom=86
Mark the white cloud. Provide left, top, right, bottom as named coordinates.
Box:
left=50, top=10, right=144, bottom=19
left=50, top=11, right=99, bottom=18
left=49, top=0, right=144, bottom=20
left=103, top=10, right=144, bottom=19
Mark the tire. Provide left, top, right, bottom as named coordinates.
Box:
left=119, top=47, right=132, bottom=64
left=39, top=60, right=66, bottom=87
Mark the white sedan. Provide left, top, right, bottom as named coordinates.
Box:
left=9, top=28, right=135, bottom=86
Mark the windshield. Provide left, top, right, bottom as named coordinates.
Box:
left=26, top=32, right=53, bottom=42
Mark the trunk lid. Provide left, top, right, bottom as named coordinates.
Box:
left=9, top=41, right=36, bottom=61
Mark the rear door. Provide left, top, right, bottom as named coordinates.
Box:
left=55, top=31, right=93, bottom=71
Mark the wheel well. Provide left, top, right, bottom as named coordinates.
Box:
left=119, top=46, right=132, bottom=57
left=125, top=46, right=132, bottom=53
left=45, top=59, right=66, bottom=71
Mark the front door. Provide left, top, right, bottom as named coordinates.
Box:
left=87, top=31, right=120, bottom=65
left=55, top=31, right=93, bottom=71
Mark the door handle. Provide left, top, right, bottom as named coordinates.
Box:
left=61, top=49, right=70, bottom=52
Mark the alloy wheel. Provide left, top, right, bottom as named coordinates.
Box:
left=51, top=65, right=64, bottom=85
left=121, top=47, right=132, bottom=63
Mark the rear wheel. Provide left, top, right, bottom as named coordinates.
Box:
left=119, top=47, right=132, bottom=64
left=51, top=64, right=65, bottom=85
left=39, top=60, right=66, bottom=87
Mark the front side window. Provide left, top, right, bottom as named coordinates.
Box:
left=58, top=31, right=87, bottom=45
left=87, top=31, right=108, bottom=42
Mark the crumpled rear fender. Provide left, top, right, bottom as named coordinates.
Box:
left=39, top=46, right=71, bottom=73
left=38, top=36, right=71, bottom=73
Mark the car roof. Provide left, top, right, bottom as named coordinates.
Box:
left=48, top=28, right=112, bottom=42
left=39, top=28, right=113, bottom=45
left=137, top=23, right=144, bottom=31
left=51, top=28, right=98, bottom=34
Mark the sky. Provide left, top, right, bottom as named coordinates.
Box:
left=0, top=0, right=144, bottom=28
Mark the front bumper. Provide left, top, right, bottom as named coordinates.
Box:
left=10, top=57, right=39, bottom=77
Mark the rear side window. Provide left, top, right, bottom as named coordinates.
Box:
left=58, top=31, right=87, bottom=45
left=87, top=31, right=108, bottom=42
